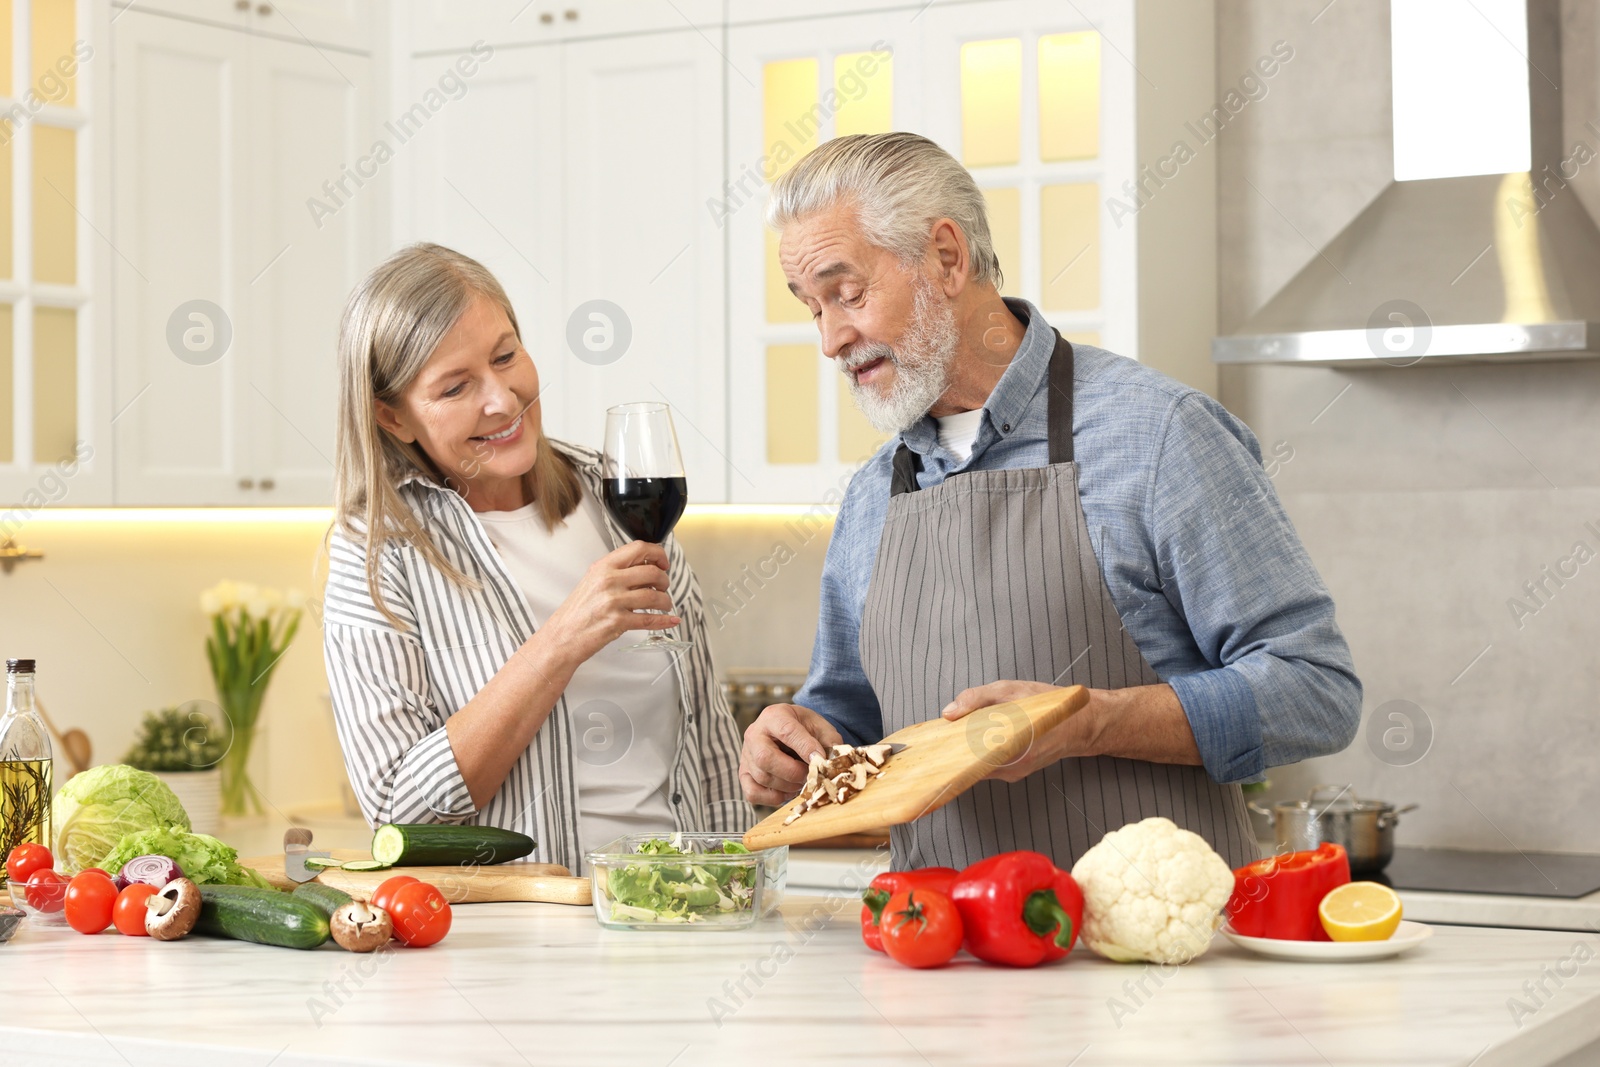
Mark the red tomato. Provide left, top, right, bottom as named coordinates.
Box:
left=879, top=889, right=963, bottom=970
left=24, top=869, right=67, bottom=912
left=79, top=868, right=114, bottom=881
left=113, top=884, right=160, bottom=936
left=6, top=842, right=52, bottom=884
left=371, top=874, right=419, bottom=915
left=65, top=872, right=119, bottom=934
left=387, top=882, right=451, bottom=948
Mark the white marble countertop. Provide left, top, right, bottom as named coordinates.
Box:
left=6, top=884, right=1600, bottom=1067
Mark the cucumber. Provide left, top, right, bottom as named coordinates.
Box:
left=371, top=823, right=535, bottom=867
left=194, top=886, right=331, bottom=949
left=340, top=860, right=391, bottom=872
left=291, top=882, right=354, bottom=921
left=303, top=856, right=345, bottom=870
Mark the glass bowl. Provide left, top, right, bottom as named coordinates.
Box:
left=0, top=904, right=23, bottom=942
left=586, top=833, right=787, bottom=931
left=8, top=879, right=69, bottom=927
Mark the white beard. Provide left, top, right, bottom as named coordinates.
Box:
left=840, top=277, right=960, bottom=435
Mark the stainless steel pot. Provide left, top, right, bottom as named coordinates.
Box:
left=1249, top=784, right=1418, bottom=874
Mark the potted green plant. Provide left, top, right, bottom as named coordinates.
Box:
left=121, top=703, right=228, bottom=834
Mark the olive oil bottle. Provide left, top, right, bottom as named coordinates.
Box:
left=0, top=659, right=52, bottom=886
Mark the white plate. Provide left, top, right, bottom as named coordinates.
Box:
left=1221, top=920, right=1433, bottom=961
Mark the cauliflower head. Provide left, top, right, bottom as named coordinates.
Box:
left=1070, top=816, right=1234, bottom=964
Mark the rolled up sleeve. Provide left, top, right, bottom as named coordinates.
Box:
left=1148, top=394, right=1363, bottom=783
left=323, top=533, right=477, bottom=826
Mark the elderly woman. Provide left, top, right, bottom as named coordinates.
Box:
left=323, top=243, right=751, bottom=872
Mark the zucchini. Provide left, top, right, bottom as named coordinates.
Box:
left=371, top=823, right=535, bottom=867
left=194, top=886, right=330, bottom=950
left=291, top=882, right=354, bottom=921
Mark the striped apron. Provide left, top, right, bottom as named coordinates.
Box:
left=858, top=331, right=1258, bottom=872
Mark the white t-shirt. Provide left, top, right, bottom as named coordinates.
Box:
left=475, top=491, right=679, bottom=855
left=935, top=407, right=986, bottom=462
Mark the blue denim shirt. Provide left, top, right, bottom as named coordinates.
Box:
left=793, top=298, right=1362, bottom=783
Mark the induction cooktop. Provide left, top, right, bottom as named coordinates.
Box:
left=1379, top=847, right=1600, bottom=899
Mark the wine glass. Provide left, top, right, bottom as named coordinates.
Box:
left=601, top=402, right=690, bottom=652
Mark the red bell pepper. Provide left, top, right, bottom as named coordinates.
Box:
left=949, top=850, right=1083, bottom=967
left=1226, top=843, right=1351, bottom=941
left=860, top=867, right=959, bottom=953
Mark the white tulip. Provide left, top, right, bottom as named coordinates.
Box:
left=285, top=588, right=308, bottom=610
left=200, top=590, right=222, bottom=615
left=245, top=597, right=271, bottom=620
left=236, top=582, right=260, bottom=604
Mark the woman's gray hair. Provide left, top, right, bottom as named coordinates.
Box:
left=765, top=132, right=1002, bottom=288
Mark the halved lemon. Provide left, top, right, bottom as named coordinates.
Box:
left=1319, top=881, right=1403, bottom=942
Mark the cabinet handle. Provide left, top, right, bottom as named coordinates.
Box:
left=238, top=478, right=255, bottom=490
left=235, top=0, right=249, bottom=9
left=257, top=3, right=272, bottom=14
left=563, top=8, right=578, bottom=19
left=259, top=478, right=276, bottom=490
left=539, top=11, right=554, bottom=23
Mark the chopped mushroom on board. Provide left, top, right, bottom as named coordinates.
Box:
left=783, top=744, right=895, bottom=825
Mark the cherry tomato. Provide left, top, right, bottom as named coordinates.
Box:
left=25, top=869, right=67, bottom=912
left=113, top=884, right=160, bottom=936
left=65, top=871, right=119, bottom=934
left=879, top=889, right=964, bottom=970
left=387, top=881, right=451, bottom=948
left=371, top=874, right=419, bottom=915
left=6, top=842, right=52, bottom=884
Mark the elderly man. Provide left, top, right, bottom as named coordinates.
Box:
left=738, top=132, right=1361, bottom=870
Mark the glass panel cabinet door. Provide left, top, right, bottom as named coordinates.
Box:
left=0, top=0, right=107, bottom=507
left=727, top=13, right=921, bottom=504
left=727, top=1, right=1130, bottom=503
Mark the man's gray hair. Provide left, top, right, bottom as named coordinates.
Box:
left=766, top=132, right=1003, bottom=289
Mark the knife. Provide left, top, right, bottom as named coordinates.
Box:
left=282, top=827, right=331, bottom=884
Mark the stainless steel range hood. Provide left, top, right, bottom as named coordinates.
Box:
left=1213, top=0, right=1600, bottom=367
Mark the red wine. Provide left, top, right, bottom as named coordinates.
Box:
left=603, top=477, right=687, bottom=543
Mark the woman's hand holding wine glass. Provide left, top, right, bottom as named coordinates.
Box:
left=541, top=541, right=681, bottom=661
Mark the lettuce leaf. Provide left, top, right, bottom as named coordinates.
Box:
left=99, top=827, right=271, bottom=889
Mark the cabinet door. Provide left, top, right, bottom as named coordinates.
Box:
left=561, top=30, right=726, bottom=500
left=726, top=15, right=922, bottom=503
left=920, top=0, right=1136, bottom=355
left=400, top=44, right=566, bottom=458
left=250, top=0, right=374, bottom=52
left=111, top=11, right=257, bottom=504
left=241, top=36, right=374, bottom=505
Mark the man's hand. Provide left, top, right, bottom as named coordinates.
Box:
left=739, top=703, right=843, bottom=807
left=942, top=680, right=1100, bottom=783
left=943, top=680, right=1203, bottom=781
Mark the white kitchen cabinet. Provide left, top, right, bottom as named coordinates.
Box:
left=408, top=0, right=719, bottom=55
left=110, top=0, right=375, bottom=52
left=111, top=7, right=375, bottom=504
left=398, top=23, right=728, bottom=498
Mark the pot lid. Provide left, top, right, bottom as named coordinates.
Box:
left=1276, top=784, right=1393, bottom=814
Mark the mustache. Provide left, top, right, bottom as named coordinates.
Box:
left=840, top=342, right=896, bottom=374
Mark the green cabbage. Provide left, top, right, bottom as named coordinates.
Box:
left=51, top=764, right=191, bottom=874
left=99, top=827, right=271, bottom=889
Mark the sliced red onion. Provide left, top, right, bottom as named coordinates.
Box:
left=113, top=854, right=183, bottom=891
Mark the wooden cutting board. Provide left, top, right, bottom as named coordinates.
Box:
left=240, top=849, right=592, bottom=906
left=743, top=686, right=1090, bottom=850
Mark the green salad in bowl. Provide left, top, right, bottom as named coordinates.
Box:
left=587, top=833, right=785, bottom=929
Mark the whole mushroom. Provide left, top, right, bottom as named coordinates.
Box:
left=145, top=877, right=202, bottom=941
left=329, top=899, right=393, bottom=952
